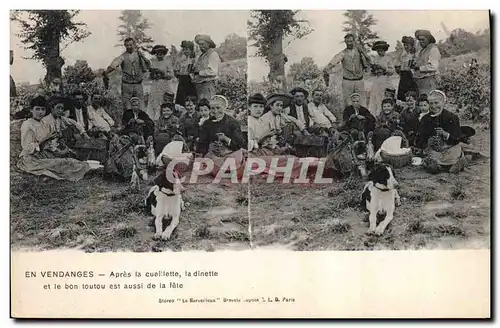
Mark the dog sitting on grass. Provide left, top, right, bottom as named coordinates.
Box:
left=144, top=155, right=185, bottom=241
left=361, top=164, right=401, bottom=236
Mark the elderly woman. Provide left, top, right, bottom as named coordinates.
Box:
left=196, top=95, right=245, bottom=156
left=17, top=96, right=93, bottom=181
left=413, top=30, right=442, bottom=96
left=416, top=90, right=466, bottom=174
left=368, top=41, right=395, bottom=116
left=174, top=41, right=197, bottom=106
left=192, top=35, right=221, bottom=101
left=146, top=45, right=174, bottom=121
left=396, top=36, right=419, bottom=101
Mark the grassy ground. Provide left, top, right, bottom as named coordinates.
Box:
left=10, top=171, right=250, bottom=252
left=249, top=122, right=490, bottom=251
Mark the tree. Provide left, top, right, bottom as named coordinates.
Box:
left=395, top=40, right=404, bottom=53
left=116, top=10, right=154, bottom=48
left=215, top=33, right=247, bottom=61
left=288, top=57, right=322, bottom=83
left=438, top=28, right=489, bottom=58
left=10, top=10, right=90, bottom=84
left=342, top=10, right=379, bottom=50
left=248, top=10, right=312, bottom=92
left=63, top=60, right=95, bottom=85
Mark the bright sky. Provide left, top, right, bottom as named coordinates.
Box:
left=248, top=10, right=490, bottom=81
left=10, top=10, right=249, bottom=84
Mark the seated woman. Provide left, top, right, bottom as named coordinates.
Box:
left=341, top=93, right=376, bottom=142
left=399, top=90, right=420, bottom=146
left=196, top=95, right=246, bottom=177
left=247, top=93, right=278, bottom=156
left=259, top=93, right=310, bottom=150
left=373, top=98, right=405, bottom=151
left=17, top=96, right=94, bottom=182
left=121, top=97, right=155, bottom=142
left=41, top=96, right=91, bottom=149
left=416, top=90, right=467, bottom=174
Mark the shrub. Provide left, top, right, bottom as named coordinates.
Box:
left=438, top=62, right=490, bottom=122
left=216, top=59, right=247, bottom=112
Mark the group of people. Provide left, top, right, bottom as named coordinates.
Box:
left=324, top=29, right=441, bottom=117
left=15, top=33, right=251, bottom=182
left=105, top=34, right=221, bottom=122
left=247, top=28, right=478, bottom=174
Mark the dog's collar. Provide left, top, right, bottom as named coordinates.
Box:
left=159, top=187, right=176, bottom=197
left=374, top=183, right=391, bottom=192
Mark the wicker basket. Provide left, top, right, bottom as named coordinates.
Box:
left=380, top=150, right=412, bottom=168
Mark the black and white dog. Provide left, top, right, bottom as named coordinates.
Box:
left=361, top=164, right=401, bottom=236
left=145, top=164, right=185, bottom=241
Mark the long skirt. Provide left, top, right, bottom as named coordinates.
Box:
left=146, top=79, right=172, bottom=121
left=17, top=150, right=90, bottom=182
left=175, top=75, right=197, bottom=106
left=368, top=76, right=392, bottom=116
left=423, top=143, right=464, bottom=173
left=397, top=71, right=418, bottom=101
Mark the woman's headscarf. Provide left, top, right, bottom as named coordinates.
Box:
left=428, top=90, right=447, bottom=117
left=210, top=95, right=229, bottom=110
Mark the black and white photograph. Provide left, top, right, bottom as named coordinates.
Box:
left=10, top=10, right=250, bottom=252
left=246, top=10, right=491, bottom=251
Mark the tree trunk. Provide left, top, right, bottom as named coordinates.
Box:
left=267, top=29, right=287, bottom=93
left=44, top=30, right=63, bottom=87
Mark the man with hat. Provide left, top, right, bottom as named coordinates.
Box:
left=285, top=87, right=312, bottom=129
left=106, top=37, right=151, bottom=111
left=174, top=40, right=197, bottom=106
left=146, top=44, right=174, bottom=121
left=323, top=33, right=371, bottom=108
left=412, top=30, right=441, bottom=96
left=192, top=34, right=221, bottom=101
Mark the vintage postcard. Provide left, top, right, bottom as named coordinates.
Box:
left=9, top=8, right=491, bottom=319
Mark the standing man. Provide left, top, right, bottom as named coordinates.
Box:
left=106, top=37, right=151, bottom=111
left=192, top=34, right=221, bottom=101
left=323, top=34, right=371, bottom=109
left=413, top=30, right=441, bottom=97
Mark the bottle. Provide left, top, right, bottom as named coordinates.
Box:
left=366, top=132, right=375, bottom=162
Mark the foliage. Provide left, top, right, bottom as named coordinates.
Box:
left=116, top=10, right=154, bottom=47
left=248, top=10, right=312, bottom=92
left=438, top=62, right=490, bottom=122
left=287, top=57, right=322, bottom=83
left=342, top=10, right=379, bottom=49
left=216, top=60, right=247, bottom=111
left=63, top=60, right=96, bottom=85
left=10, top=10, right=90, bottom=82
left=215, top=33, right=247, bottom=62
left=438, top=28, right=490, bottom=58
left=248, top=10, right=312, bottom=62
left=395, top=40, right=404, bottom=53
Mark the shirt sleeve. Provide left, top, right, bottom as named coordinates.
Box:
left=281, top=114, right=306, bottom=131
left=324, top=50, right=344, bottom=72
left=100, top=109, right=115, bottom=127
left=109, top=54, right=124, bottom=70
left=419, top=46, right=441, bottom=73
left=64, top=117, right=86, bottom=134
left=20, top=122, right=40, bottom=155
left=198, top=51, right=220, bottom=78
left=322, top=105, right=337, bottom=123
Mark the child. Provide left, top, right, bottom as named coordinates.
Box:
left=198, top=98, right=211, bottom=127
left=399, top=91, right=420, bottom=146
left=154, top=103, right=181, bottom=154
left=373, top=98, right=403, bottom=150
left=417, top=94, right=430, bottom=121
